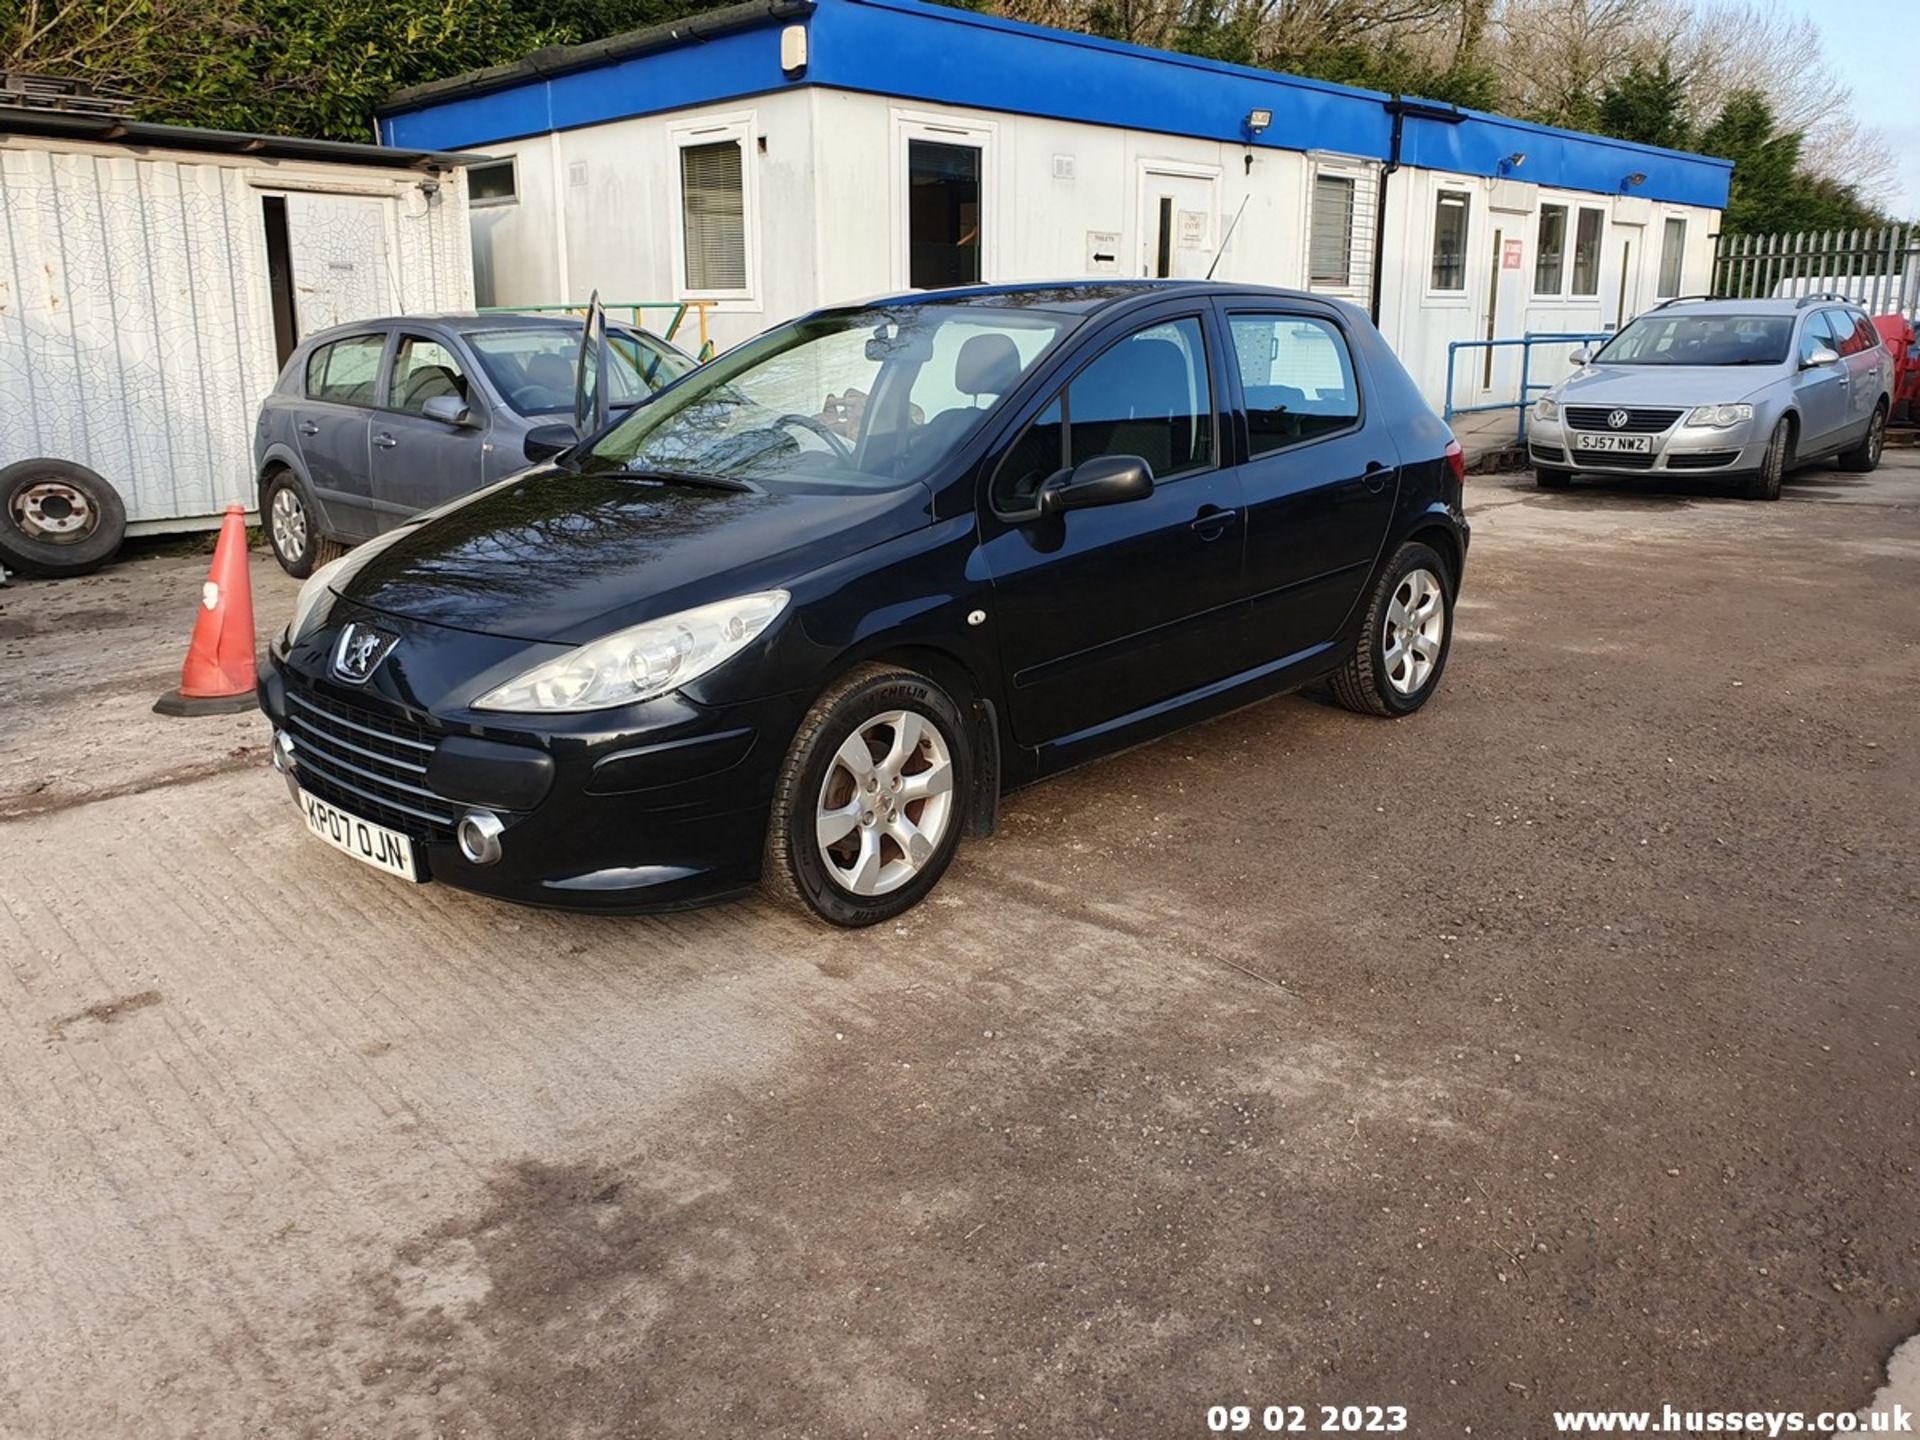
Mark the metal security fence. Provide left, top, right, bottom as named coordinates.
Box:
left=1713, top=225, right=1920, bottom=319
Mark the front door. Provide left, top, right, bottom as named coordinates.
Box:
left=980, top=309, right=1247, bottom=754
left=1138, top=168, right=1220, bottom=280
left=1220, top=307, right=1398, bottom=662
left=369, top=332, right=491, bottom=528
left=1793, top=311, right=1850, bottom=451
left=283, top=192, right=397, bottom=333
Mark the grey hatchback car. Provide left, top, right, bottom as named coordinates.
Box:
left=255, top=314, right=696, bottom=575
left=1528, top=296, right=1893, bottom=500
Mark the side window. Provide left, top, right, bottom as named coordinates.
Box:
left=1067, top=316, right=1213, bottom=478
left=678, top=134, right=749, bottom=295
left=1571, top=207, right=1604, bottom=296
left=303, top=334, right=385, bottom=406
left=390, top=335, right=471, bottom=416
left=1308, top=174, right=1356, bottom=287
left=1228, top=314, right=1359, bottom=455
left=1852, top=315, right=1884, bottom=354
left=1657, top=217, right=1686, bottom=298
left=1821, top=310, right=1861, bottom=358
left=989, top=315, right=1214, bottom=512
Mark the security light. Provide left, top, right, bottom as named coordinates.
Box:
left=1245, top=108, right=1272, bottom=135
left=1623, top=171, right=1647, bottom=188
left=1503, top=152, right=1526, bottom=170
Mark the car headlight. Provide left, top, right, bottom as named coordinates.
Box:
left=1687, top=403, right=1754, bottom=428
left=286, top=554, right=349, bottom=645
left=474, top=590, right=790, bottom=713
left=1533, top=396, right=1559, bottom=422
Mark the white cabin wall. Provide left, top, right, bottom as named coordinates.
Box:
left=0, top=139, right=470, bottom=527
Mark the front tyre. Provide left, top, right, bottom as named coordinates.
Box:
left=1746, top=417, right=1791, bottom=501
left=1329, top=541, right=1455, bottom=717
left=764, top=663, right=971, bottom=926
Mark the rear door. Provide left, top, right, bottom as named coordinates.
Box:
left=1837, top=310, right=1885, bottom=438
left=293, top=332, right=386, bottom=539
left=1792, top=311, right=1849, bottom=452
left=1218, top=304, right=1397, bottom=664
left=979, top=306, right=1248, bottom=754
left=369, top=331, right=492, bottom=527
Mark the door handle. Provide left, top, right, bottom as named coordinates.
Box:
left=1362, top=461, right=1396, bottom=493
left=1189, top=506, right=1239, bottom=540
left=372, top=432, right=398, bottom=449
left=297, top=421, right=319, bottom=437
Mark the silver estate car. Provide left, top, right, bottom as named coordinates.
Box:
left=1528, top=296, right=1893, bottom=500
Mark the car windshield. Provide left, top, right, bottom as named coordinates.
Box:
left=578, top=304, right=1074, bottom=491
left=1596, top=313, right=1794, bottom=366
left=468, top=326, right=696, bottom=416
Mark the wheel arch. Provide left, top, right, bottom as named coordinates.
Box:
left=841, top=641, right=1003, bottom=838
left=1405, top=517, right=1465, bottom=594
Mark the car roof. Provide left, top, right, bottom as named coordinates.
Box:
left=297, top=312, right=666, bottom=345
left=810, top=279, right=1350, bottom=319
left=1637, top=296, right=1863, bottom=318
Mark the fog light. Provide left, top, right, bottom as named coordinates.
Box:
left=456, top=809, right=505, bottom=866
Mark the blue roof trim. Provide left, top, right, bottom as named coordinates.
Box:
left=381, top=0, right=1731, bottom=210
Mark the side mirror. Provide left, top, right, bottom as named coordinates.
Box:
left=523, top=423, right=579, bottom=465
left=1802, top=345, right=1841, bottom=369
left=1036, top=454, right=1155, bottom=516
left=1568, top=346, right=1593, bottom=367
left=421, top=394, right=473, bottom=427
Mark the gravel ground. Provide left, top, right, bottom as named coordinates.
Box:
left=0, top=455, right=1915, bottom=1438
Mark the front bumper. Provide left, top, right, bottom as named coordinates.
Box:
left=1528, top=414, right=1765, bottom=476
left=259, top=644, right=807, bottom=914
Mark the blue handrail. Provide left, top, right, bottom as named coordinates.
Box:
left=1443, top=332, right=1613, bottom=441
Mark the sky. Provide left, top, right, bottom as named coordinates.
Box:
left=1772, top=0, right=1919, bottom=218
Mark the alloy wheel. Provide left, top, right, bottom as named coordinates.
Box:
left=271, top=486, right=309, bottom=562
left=815, top=709, right=956, bottom=896
left=1382, top=567, right=1446, bottom=697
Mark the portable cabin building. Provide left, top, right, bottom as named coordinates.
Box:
left=377, top=0, right=1733, bottom=414
left=0, top=101, right=479, bottom=560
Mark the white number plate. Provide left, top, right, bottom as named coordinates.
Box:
left=1574, top=433, right=1653, bottom=454
left=297, top=787, right=421, bottom=881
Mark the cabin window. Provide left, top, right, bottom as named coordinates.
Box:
left=1430, top=190, right=1469, bottom=292
left=1572, top=206, right=1605, bottom=296
left=1658, top=217, right=1687, bottom=298
left=1309, top=175, right=1356, bottom=287
left=907, top=138, right=982, bottom=290
left=467, top=158, right=517, bottom=206
left=1534, top=205, right=1568, bottom=296
left=678, top=134, right=749, bottom=295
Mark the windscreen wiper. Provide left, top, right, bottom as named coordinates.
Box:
left=603, top=465, right=758, bottom=493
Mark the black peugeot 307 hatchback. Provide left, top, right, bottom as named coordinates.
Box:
left=261, top=281, right=1469, bottom=926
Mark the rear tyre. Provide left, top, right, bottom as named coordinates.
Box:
left=1746, top=417, right=1791, bottom=501
left=763, top=663, right=971, bottom=927
left=1330, top=541, right=1455, bottom=718
left=1838, top=402, right=1886, bottom=473
left=0, top=459, right=126, bottom=578
left=1534, top=467, right=1573, bottom=490
left=264, top=471, right=321, bottom=578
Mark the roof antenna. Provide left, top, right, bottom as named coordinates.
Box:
left=1206, top=194, right=1251, bottom=281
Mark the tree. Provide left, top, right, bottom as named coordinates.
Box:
left=1597, top=52, right=1691, bottom=152
left=1698, top=89, right=1884, bottom=237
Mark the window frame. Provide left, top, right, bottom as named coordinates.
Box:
left=1427, top=186, right=1472, bottom=297
left=302, top=331, right=389, bottom=408
left=1570, top=205, right=1606, bottom=298
left=465, top=156, right=518, bottom=209
left=1656, top=215, right=1687, bottom=299
left=1220, top=307, right=1366, bottom=460
left=987, top=308, right=1221, bottom=520
left=891, top=110, right=998, bottom=293
left=669, top=113, right=758, bottom=304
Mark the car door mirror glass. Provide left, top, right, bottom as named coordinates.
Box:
left=1036, top=454, right=1154, bottom=516
left=421, top=394, right=472, bottom=427
left=1802, top=345, right=1840, bottom=369
left=523, top=423, right=579, bottom=464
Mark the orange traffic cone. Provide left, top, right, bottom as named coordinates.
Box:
left=153, top=505, right=259, bottom=716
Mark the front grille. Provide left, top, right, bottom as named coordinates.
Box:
left=1666, top=450, right=1740, bottom=470
left=1529, top=444, right=1567, bottom=464
left=284, top=688, right=453, bottom=842
left=1573, top=450, right=1657, bottom=470
left=1565, top=406, right=1683, bottom=434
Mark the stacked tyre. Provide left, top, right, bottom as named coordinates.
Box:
left=0, top=459, right=127, bottom=578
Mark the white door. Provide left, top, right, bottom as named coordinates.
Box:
left=1481, top=224, right=1530, bottom=399
left=283, top=192, right=397, bottom=332
left=1139, top=168, right=1220, bottom=280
